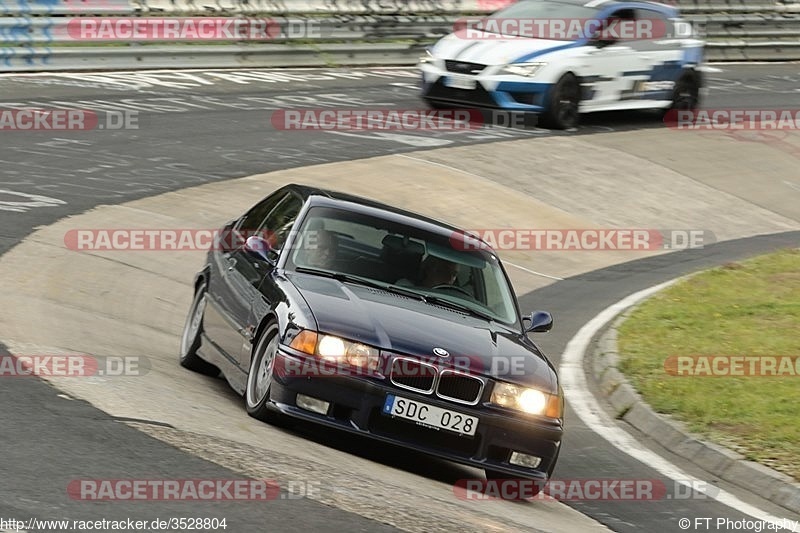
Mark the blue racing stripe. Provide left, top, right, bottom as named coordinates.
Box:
left=513, top=42, right=585, bottom=64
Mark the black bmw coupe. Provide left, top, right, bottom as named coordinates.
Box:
left=180, top=183, right=563, bottom=486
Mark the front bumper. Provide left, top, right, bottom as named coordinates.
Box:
left=420, top=64, right=553, bottom=112
left=269, top=348, right=563, bottom=480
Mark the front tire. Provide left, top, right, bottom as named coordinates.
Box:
left=179, top=282, right=219, bottom=376
left=246, top=322, right=281, bottom=423
left=670, top=71, right=701, bottom=111
left=542, top=73, right=581, bottom=130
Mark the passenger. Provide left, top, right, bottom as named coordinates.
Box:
left=306, top=229, right=338, bottom=269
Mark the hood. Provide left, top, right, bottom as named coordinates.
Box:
left=288, top=272, right=556, bottom=392
left=432, top=32, right=576, bottom=66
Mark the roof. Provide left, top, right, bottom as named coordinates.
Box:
left=284, top=183, right=494, bottom=250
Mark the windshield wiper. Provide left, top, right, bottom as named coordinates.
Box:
left=293, top=267, right=426, bottom=300
left=419, top=293, right=497, bottom=322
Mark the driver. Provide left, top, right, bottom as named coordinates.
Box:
left=419, top=255, right=459, bottom=288
left=306, top=229, right=338, bottom=269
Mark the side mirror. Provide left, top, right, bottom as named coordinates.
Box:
left=590, top=35, right=616, bottom=48
left=524, top=310, right=553, bottom=333
left=244, top=235, right=276, bottom=266
left=589, top=20, right=619, bottom=48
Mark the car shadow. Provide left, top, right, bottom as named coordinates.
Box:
left=472, top=107, right=672, bottom=135
left=578, top=109, right=671, bottom=133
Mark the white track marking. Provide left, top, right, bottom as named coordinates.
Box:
left=505, top=261, right=564, bottom=281
left=394, top=153, right=499, bottom=182
left=561, top=279, right=795, bottom=527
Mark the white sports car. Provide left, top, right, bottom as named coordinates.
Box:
left=419, top=0, right=705, bottom=129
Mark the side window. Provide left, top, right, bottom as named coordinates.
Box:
left=237, top=192, right=286, bottom=233
left=602, top=8, right=636, bottom=42
left=634, top=8, right=670, bottom=40
left=260, top=194, right=304, bottom=250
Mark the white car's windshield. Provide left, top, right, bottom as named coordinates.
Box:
left=478, top=1, right=599, bottom=40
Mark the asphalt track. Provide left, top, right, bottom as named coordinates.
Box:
left=1, top=65, right=799, bottom=532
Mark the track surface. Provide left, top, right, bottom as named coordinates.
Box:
left=1, top=65, right=799, bottom=532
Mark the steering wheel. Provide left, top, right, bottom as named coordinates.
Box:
left=431, top=284, right=473, bottom=298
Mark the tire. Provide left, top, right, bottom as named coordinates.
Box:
left=670, top=71, right=701, bottom=111
left=246, top=322, right=282, bottom=423
left=541, top=73, right=581, bottom=130
left=179, top=282, right=220, bottom=376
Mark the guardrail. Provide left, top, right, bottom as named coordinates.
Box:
left=2, top=0, right=800, bottom=71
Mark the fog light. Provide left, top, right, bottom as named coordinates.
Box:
left=296, top=394, right=329, bottom=415
left=509, top=452, right=541, bottom=469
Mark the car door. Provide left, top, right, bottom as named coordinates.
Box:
left=579, top=8, right=645, bottom=107
left=615, top=8, right=683, bottom=103
left=203, top=191, right=287, bottom=365
left=234, top=191, right=305, bottom=371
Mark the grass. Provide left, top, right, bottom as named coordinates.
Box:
left=616, top=248, right=800, bottom=481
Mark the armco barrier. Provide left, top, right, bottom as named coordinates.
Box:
left=1, top=0, right=799, bottom=72
left=0, top=16, right=457, bottom=45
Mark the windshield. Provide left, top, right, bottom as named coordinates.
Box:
left=285, top=206, right=520, bottom=326
left=477, top=0, right=599, bottom=40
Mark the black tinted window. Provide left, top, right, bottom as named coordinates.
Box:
left=261, top=194, right=304, bottom=250
left=238, top=192, right=285, bottom=232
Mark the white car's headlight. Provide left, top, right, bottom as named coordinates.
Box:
left=500, top=62, right=547, bottom=77
left=419, top=50, right=436, bottom=65
left=490, top=382, right=562, bottom=418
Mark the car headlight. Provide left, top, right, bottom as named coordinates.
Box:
left=499, top=62, right=547, bottom=77
left=491, top=382, right=562, bottom=418
left=289, top=330, right=380, bottom=371
left=419, top=50, right=436, bottom=65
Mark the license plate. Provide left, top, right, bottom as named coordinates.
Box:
left=382, top=394, right=479, bottom=436
left=445, top=74, right=477, bottom=90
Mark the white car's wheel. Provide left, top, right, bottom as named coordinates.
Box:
left=671, top=71, right=701, bottom=111
left=542, top=73, right=581, bottom=130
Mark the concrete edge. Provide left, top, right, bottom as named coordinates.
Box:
left=589, top=293, right=800, bottom=516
